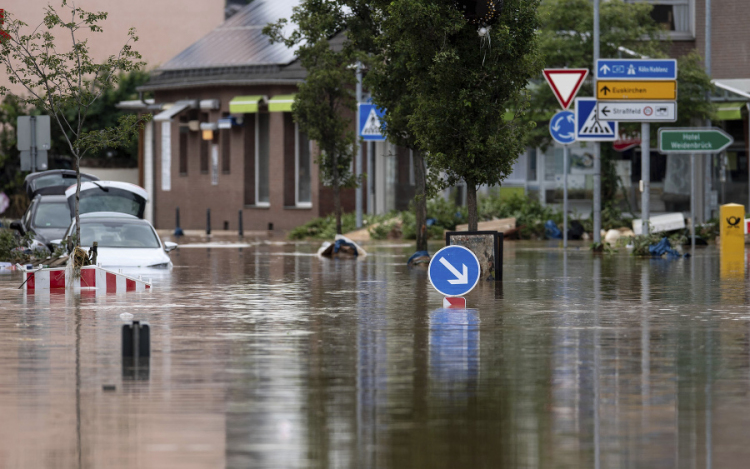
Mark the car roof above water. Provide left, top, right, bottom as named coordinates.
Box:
left=78, top=212, right=142, bottom=222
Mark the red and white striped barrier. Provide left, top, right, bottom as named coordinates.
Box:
left=24, top=265, right=151, bottom=293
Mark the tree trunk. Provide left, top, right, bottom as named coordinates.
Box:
left=413, top=150, right=428, bottom=252
left=466, top=179, right=478, bottom=232
left=75, top=155, right=81, bottom=248
left=332, top=150, right=342, bottom=235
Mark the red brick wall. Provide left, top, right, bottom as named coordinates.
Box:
left=694, top=0, right=750, bottom=79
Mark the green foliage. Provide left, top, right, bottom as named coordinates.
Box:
left=264, top=1, right=359, bottom=234
left=628, top=232, right=686, bottom=257
left=479, top=191, right=563, bottom=239
left=0, top=228, right=35, bottom=263
left=0, top=95, right=31, bottom=217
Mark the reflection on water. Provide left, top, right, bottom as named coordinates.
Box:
left=1, top=241, right=750, bottom=468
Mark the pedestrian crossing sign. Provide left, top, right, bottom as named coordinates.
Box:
left=574, top=97, right=617, bottom=141
left=359, top=104, right=386, bottom=141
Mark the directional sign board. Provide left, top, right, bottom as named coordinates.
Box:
left=428, top=245, right=481, bottom=298
left=596, top=101, right=676, bottom=122
left=543, top=69, right=588, bottom=110
left=596, top=59, right=677, bottom=80
left=549, top=110, right=576, bottom=144
left=597, top=81, right=676, bottom=100
left=575, top=98, right=617, bottom=141
left=658, top=127, right=734, bottom=154
left=359, top=103, right=386, bottom=141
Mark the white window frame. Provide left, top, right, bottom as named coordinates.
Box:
left=295, top=122, right=313, bottom=208
left=255, top=113, right=270, bottom=207
left=627, top=0, right=694, bottom=40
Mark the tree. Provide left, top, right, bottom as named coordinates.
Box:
left=343, top=0, right=431, bottom=252
left=384, top=0, right=543, bottom=231
left=0, top=1, right=149, bottom=249
left=0, top=94, right=30, bottom=218
left=264, top=0, right=359, bottom=235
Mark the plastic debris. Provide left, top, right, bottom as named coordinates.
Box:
left=648, top=237, right=685, bottom=258
left=407, top=250, right=431, bottom=267
left=545, top=220, right=562, bottom=239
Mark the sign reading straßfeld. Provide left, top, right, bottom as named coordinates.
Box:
left=658, top=128, right=734, bottom=154
left=597, top=81, right=676, bottom=100
left=596, top=101, right=676, bottom=122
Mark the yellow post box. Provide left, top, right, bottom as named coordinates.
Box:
left=720, top=203, right=745, bottom=283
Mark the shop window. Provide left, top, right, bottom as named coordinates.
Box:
left=256, top=113, right=270, bottom=205
left=297, top=124, right=312, bottom=206
left=179, top=126, right=188, bottom=175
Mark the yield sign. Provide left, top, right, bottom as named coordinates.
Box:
left=543, top=68, right=589, bottom=110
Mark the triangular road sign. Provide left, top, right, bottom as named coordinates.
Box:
left=543, top=69, right=589, bottom=110
left=362, top=108, right=381, bottom=136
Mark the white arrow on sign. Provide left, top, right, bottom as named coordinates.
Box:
left=439, top=257, right=469, bottom=284
left=599, top=64, right=610, bottom=75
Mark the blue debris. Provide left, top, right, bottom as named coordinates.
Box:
left=545, top=220, right=563, bottom=239
left=649, top=237, right=684, bottom=257
left=407, top=250, right=431, bottom=267
left=333, top=238, right=358, bottom=256
left=426, top=218, right=436, bottom=227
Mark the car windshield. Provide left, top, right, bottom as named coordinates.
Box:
left=33, top=201, right=71, bottom=228
left=79, top=221, right=161, bottom=248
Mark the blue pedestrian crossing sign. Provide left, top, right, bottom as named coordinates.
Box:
left=428, top=245, right=481, bottom=297
left=574, top=97, right=617, bottom=141
left=549, top=110, right=576, bottom=145
left=359, top=104, right=386, bottom=141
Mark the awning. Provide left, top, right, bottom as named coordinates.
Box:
left=229, top=95, right=264, bottom=114
left=269, top=94, right=296, bottom=112
left=716, top=102, right=745, bottom=121
left=153, top=100, right=195, bottom=122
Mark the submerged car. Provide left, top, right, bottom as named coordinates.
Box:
left=10, top=170, right=101, bottom=252
left=63, top=212, right=177, bottom=268
left=10, top=194, right=71, bottom=252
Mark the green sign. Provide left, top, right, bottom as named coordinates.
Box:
left=658, top=127, right=734, bottom=153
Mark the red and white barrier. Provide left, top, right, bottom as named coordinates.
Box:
left=24, top=265, right=151, bottom=293
left=443, top=297, right=467, bottom=309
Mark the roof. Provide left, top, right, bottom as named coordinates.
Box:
left=141, top=0, right=304, bottom=91
left=79, top=212, right=141, bottom=221
left=713, top=79, right=750, bottom=101
left=23, top=170, right=100, bottom=200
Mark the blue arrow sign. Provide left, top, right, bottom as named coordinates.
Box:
left=428, top=245, right=481, bottom=297
left=596, top=59, right=677, bottom=80
left=575, top=98, right=617, bottom=141
left=549, top=110, right=576, bottom=145
left=359, top=103, right=386, bottom=141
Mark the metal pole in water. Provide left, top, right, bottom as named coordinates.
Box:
left=592, top=0, right=601, bottom=245
left=563, top=144, right=568, bottom=249
left=238, top=210, right=244, bottom=238
left=691, top=154, right=696, bottom=250
left=206, top=208, right=211, bottom=236
left=355, top=61, right=363, bottom=228
left=641, top=122, right=650, bottom=235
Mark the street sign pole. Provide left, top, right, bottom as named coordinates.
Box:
left=593, top=0, right=601, bottom=245
left=691, top=153, right=696, bottom=250
left=355, top=62, right=363, bottom=228
left=564, top=144, right=569, bottom=249
left=641, top=122, right=650, bottom=235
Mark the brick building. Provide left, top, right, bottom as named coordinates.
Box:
left=128, top=0, right=415, bottom=232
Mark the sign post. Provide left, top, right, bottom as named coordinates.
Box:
left=659, top=127, right=734, bottom=247
left=549, top=110, right=575, bottom=248
left=17, top=115, right=51, bottom=172
left=428, top=245, right=481, bottom=306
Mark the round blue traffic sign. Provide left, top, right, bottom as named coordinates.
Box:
left=428, top=245, right=481, bottom=297
left=549, top=110, right=576, bottom=145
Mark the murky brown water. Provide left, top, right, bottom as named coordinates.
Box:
left=1, top=239, right=749, bottom=468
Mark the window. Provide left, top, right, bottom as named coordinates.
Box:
left=200, top=113, right=209, bottom=173
left=179, top=126, right=189, bottom=175
left=256, top=113, right=270, bottom=205
left=33, top=201, right=70, bottom=229
left=222, top=128, right=231, bottom=174
left=628, top=0, right=692, bottom=37
left=296, top=124, right=312, bottom=206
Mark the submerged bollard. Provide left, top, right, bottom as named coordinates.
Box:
left=174, top=207, right=184, bottom=236
left=122, top=320, right=150, bottom=358
left=238, top=210, right=244, bottom=238
left=122, top=320, right=150, bottom=381
left=206, top=208, right=211, bottom=235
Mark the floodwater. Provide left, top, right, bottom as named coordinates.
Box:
left=1, top=239, right=749, bottom=468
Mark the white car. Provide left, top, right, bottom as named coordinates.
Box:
left=63, top=212, right=177, bottom=269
